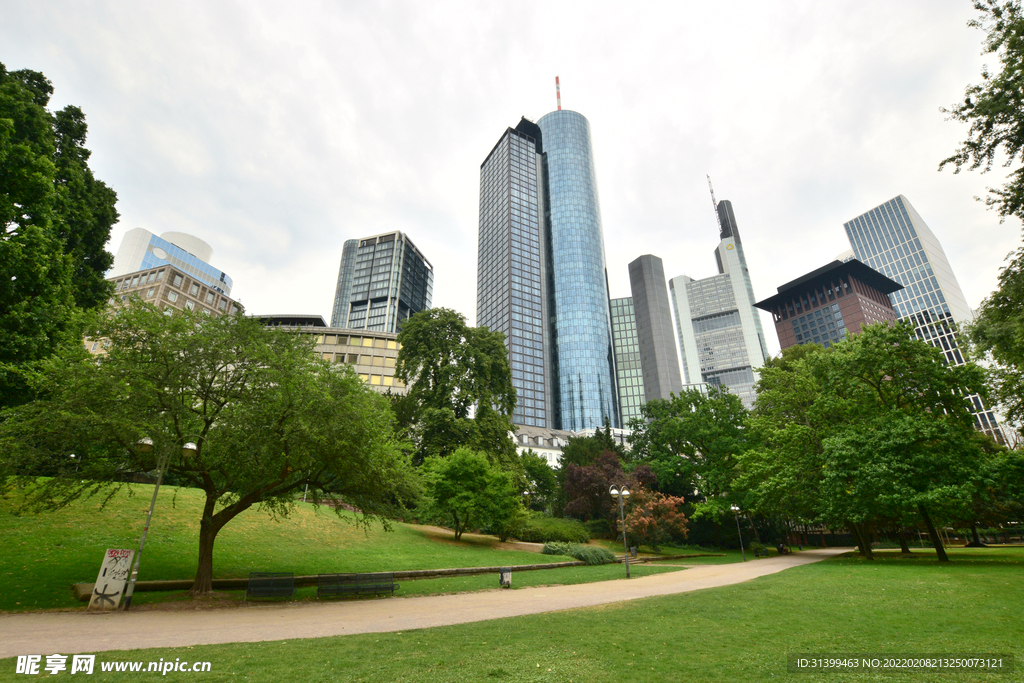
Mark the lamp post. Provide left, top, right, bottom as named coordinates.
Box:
left=609, top=484, right=631, bottom=578
left=731, top=504, right=746, bottom=562
left=120, top=436, right=199, bottom=610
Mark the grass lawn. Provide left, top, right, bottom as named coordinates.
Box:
left=1, top=548, right=1018, bottom=682
left=0, top=483, right=578, bottom=612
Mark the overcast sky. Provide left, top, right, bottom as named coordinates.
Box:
left=5, top=1, right=1021, bottom=362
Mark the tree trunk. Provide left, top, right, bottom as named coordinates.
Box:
left=918, top=505, right=949, bottom=562
left=897, top=527, right=911, bottom=554
left=745, top=513, right=762, bottom=543
left=966, top=521, right=987, bottom=548
left=190, top=519, right=220, bottom=595
left=850, top=522, right=873, bottom=560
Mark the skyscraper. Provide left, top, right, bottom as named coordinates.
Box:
left=110, top=228, right=233, bottom=296
left=330, top=231, right=433, bottom=333
left=610, top=297, right=645, bottom=425
left=628, top=254, right=684, bottom=404
left=668, top=200, right=768, bottom=409
left=843, top=195, right=1004, bottom=443
left=477, top=109, right=618, bottom=430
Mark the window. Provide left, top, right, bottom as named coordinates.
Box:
left=184, top=301, right=194, bottom=311
left=167, top=291, right=178, bottom=302
left=146, top=288, right=155, bottom=298
left=218, top=299, right=226, bottom=311
left=205, top=292, right=215, bottom=305
left=172, top=274, right=183, bottom=287
left=190, top=283, right=200, bottom=296
left=156, top=270, right=164, bottom=282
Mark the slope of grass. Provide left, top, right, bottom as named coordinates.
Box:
left=0, top=483, right=567, bottom=612
left=2, top=549, right=1018, bottom=682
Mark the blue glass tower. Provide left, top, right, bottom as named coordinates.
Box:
left=477, top=110, right=618, bottom=431
left=537, top=110, right=618, bottom=431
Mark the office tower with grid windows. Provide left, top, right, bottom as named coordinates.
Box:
left=668, top=200, right=769, bottom=409
left=628, top=254, right=684, bottom=404
left=843, top=195, right=1004, bottom=443
left=610, top=297, right=645, bottom=425
left=332, top=231, right=433, bottom=333
left=477, top=111, right=618, bottom=430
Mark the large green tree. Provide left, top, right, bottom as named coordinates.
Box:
left=0, top=63, right=118, bottom=408
left=940, top=0, right=1024, bottom=222
left=0, top=303, right=414, bottom=594
left=394, top=308, right=518, bottom=468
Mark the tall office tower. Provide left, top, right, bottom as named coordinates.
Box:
left=668, top=200, right=769, bottom=409
left=628, top=254, right=684, bottom=403
left=754, top=259, right=902, bottom=350
left=330, top=239, right=359, bottom=327
left=477, top=110, right=618, bottom=430
left=110, top=228, right=232, bottom=296
left=843, top=195, right=1004, bottom=443
left=332, top=231, right=433, bottom=333
left=610, top=297, right=645, bottom=425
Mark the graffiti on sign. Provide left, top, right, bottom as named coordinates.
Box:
left=87, top=549, right=135, bottom=611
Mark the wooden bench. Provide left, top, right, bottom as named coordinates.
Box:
left=246, top=572, right=295, bottom=600
left=317, top=572, right=399, bottom=599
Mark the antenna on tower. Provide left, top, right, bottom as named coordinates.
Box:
left=707, top=174, right=722, bottom=231
left=556, top=76, right=562, bottom=111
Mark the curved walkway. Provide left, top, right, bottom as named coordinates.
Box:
left=0, top=548, right=849, bottom=657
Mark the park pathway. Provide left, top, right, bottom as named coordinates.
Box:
left=0, top=548, right=848, bottom=657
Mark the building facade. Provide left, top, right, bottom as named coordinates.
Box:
left=110, top=228, right=233, bottom=296
left=843, top=195, right=1004, bottom=442
left=669, top=200, right=768, bottom=409
left=107, top=264, right=241, bottom=316
left=610, top=297, right=645, bottom=425
left=755, top=259, right=902, bottom=350
left=331, top=231, right=433, bottom=334
left=628, top=254, right=684, bottom=404
left=477, top=111, right=618, bottom=431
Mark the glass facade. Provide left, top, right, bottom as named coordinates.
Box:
left=478, top=126, right=549, bottom=428
left=844, top=195, right=1004, bottom=443
left=138, top=233, right=232, bottom=296
left=330, top=239, right=359, bottom=327
left=790, top=303, right=847, bottom=347
left=342, top=232, right=433, bottom=333
left=610, top=297, right=645, bottom=425
left=537, top=110, right=619, bottom=430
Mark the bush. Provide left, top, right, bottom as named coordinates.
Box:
left=517, top=515, right=590, bottom=544
left=584, top=518, right=611, bottom=538
left=541, top=542, right=616, bottom=565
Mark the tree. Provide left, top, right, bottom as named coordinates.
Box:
left=628, top=386, right=748, bottom=511
left=521, top=449, right=558, bottom=513
left=0, top=303, right=415, bottom=594
left=622, top=486, right=689, bottom=550
left=940, top=1, right=1024, bottom=222
left=563, top=451, right=656, bottom=533
left=419, top=447, right=524, bottom=541
left=395, top=308, right=518, bottom=468
left=0, top=63, right=118, bottom=408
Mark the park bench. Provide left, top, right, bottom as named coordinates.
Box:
left=246, top=572, right=295, bottom=600
left=317, top=572, right=399, bottom=599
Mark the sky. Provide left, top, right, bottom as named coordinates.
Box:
left=5, top=0, right=1022, bottom=363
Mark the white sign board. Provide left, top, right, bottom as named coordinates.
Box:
left=87, top=549, right=135, bottom=611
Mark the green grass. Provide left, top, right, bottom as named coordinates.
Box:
left=1, top=548, right=1018, bottom=682
left=0, top=483, right=571, bottom=612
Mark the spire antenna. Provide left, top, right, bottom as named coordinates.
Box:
left=707, top=174, right=722, bottom=231
left=556, top=76, right=562, bottom=111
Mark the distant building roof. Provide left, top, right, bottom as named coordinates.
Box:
left=253, top=314, right=328, bottom=327
left=755, top=259, right=902, bottom=311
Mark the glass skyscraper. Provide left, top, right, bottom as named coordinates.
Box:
left=610, top=297, right=645, bottom=425
left=843, top=195, right=1004, bottom=443
left=477, top=110, right=618, bottom=430
left=331, top=231, right=433, bottom=334
left=669, top=200, right=768, bottom=409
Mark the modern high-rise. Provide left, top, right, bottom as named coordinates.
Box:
left=610, top=297, right=645, bottom=425
left=330, top=231, right=433, bottom=333
left=628, top=254, right=684, bottom=404
left=110, top=228, right=233, bottom=296
left=668, top=200, right=769, bottom=409
left=477, top=110, right=618, bottom=430
left=843, top=195, right=1004, bottom=443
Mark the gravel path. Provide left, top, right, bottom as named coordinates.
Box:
left=0, top=548, right=849, bottom=657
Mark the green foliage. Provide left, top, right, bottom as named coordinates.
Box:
left=515, top=514, right=590, bottom=544
left=940, top=1, right=1024, bottom=222
left=628, top=386, right=748, bottom=516
left=520, top=449, right=558, bottom=512
left=420, top=448, right=524, bottom=541
left=0, top=63, right=117, bottom=409
left=541, top=542, right=616, bottom=565
left=395, top=308, right=518, bottom=468
left=0, top=302, right=414, bottom=593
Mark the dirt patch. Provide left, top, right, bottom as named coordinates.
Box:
left=407, top=524, right=544, bottom=553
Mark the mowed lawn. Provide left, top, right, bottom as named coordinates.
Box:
left=0, top=549, right=1018, bottom=683
left=0, top=483, right=571, bottom=611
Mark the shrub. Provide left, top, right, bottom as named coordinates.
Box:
left=517, top=515, right=590, bottom=544
left=541, top=542, right=616, bottom=565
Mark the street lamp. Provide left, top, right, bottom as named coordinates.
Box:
left=609, top=484, right=631, bottom=579
left=120, top=436, right=200, bottom=610
left=731, top=504, right=746, bottom=562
